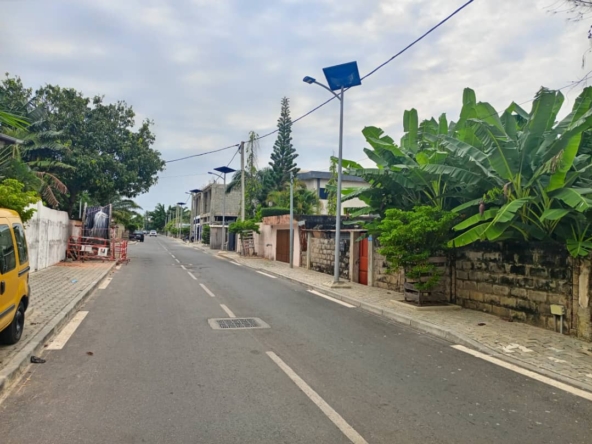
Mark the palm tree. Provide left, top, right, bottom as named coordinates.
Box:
left=1, top=128, right=71, bottom=207
left=110, top=196, right=143, bottom=231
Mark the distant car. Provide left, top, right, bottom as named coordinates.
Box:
left=149, top=230, right=157, bottom=237
left=131, top=230, right=144, bottom=242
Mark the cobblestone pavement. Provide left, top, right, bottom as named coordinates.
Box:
left=183, top=240, right=592, bottom=392
left=0, top=261, right=114, bottom=373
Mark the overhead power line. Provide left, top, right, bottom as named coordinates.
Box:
left=164, top=0, right=475, bottom=164
left=165, top=144, right=239, bottom=164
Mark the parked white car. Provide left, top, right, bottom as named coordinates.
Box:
left=149, top=230, right=157, bottom=237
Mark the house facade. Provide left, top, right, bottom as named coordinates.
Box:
left=191, top=183, right=240, bottom=240
left=296, top=170, right=369, bottom=215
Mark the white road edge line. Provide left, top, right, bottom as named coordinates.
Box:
left=220, top=304, right=236, bottom=318
left=451, top=345, right=592, bottom=402
left=308, top=290, right=355, bottom=308
left=98, top=277, right=112, bottom=290
left=256, top=271, right=277, bottom=279
left=266, top=351, right=368, bottom=444
left=200, top=283, right=216, bottom=297
left=171, top=254, right=176, bottom=259
left=46, top=311, right=89, bottom=350
left=230, top=262, right=242, bottom=266
left=187, top=272, right=197, bottom=280
left=181, top=265, right=186, bottom=270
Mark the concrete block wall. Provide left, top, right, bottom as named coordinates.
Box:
left=454, top=242, right=574, bottom=335
left=210, top=185, right=241, bottom=217
left=373, top=249, right=404, bottom=292
left=309, top=233, right=349, bottom=280
left=25, top=201, right=70, bottom=272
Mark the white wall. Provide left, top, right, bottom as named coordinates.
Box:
left=300, top=178, right=369, bottom=215
left=25, top=202, right=70, bottom=272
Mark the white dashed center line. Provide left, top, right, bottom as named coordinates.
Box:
left=187, top=272, right=197, bottom=280
left=199, top=283, right=216, bottom=297
left=220, top=304, right=236, bottom=318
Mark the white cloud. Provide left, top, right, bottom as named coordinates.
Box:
left=1, top=0, right=590, bottom=210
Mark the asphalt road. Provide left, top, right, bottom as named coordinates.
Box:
left=1, top=237, right=591, bottom=443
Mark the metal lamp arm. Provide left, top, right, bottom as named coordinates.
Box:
left=312, top=81, right=342, bottom=101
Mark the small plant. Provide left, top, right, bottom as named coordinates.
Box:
left=202, top=224, right=211, bottom=244
left=376, top=206, right=456, bottom=291
left=0, top=179, right=40, bottom=223
left=229, top=219, right=260, bottom=235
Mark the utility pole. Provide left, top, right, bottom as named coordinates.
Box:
left=289, top=171, right=294, bottom=269
left=240, top=141, right=245, bottom=221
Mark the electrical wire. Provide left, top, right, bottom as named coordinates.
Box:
left=164, top=0, right=476, bottom=161
left=165, top=144, right=239, bottom=164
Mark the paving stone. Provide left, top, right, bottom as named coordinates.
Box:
left=0, top=261, right=112, bottom=371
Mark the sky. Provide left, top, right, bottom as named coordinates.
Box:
left=1, top=0, right=591, bottom=212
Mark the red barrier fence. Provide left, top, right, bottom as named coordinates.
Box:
left=66, top=236, right=129, bottom=264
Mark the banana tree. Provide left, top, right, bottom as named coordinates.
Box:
left=445, top=86, right=592, bottom=256
left=344, top=104, right=494, bottom=216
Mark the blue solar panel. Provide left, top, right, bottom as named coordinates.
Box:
left=322, top=61, right=361, bottom=91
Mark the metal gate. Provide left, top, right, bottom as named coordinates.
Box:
left=276, top=230, right=290, bottom=263
left=359, top=238, right=369, bottom=285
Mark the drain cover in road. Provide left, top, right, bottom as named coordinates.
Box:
left=208, top=318, right=270, bottom=330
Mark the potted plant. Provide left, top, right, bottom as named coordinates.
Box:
left=375, top=206, right=456, bottom=305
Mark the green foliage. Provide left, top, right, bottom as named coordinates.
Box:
left=266, top=181, right=319, bottom=215
left=349, top=86, right=592, bottom=258
left=376, top=206, right=456, bottom=291
left=202, top=224, right=211, bottom=244
left=0, top=75, right=165, bottom=215
left=0, top=179, right=40, bottom=222
left=229, top=219, right=260, bottom=235
left=269, top=97, right=299, bottom=191
left=260, top=207, right=290, bottom=218
left=326, top=156, right=337, bottom=216
left=148, top=203, right=167, bottom=231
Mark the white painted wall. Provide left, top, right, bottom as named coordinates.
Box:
left=300, top=178, right=369, bottom=215
left=25, top=202, right=70, bottom=272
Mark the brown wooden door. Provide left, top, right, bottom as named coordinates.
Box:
left=276, top=230, right=290, bottom=263
left=358, top=238, right=369, bottom=285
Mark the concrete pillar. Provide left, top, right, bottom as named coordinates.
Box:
left=367, top=235, right=374, bottom=287
left=306, top=231, right=312, bottom=270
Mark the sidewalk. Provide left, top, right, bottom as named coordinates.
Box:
left=184, top=240, right=592, bottom=393
left=0, top=261, right=115, bottom=396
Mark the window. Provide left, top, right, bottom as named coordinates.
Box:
left=319, top=188, right=329, bottom=199
left=12, top=224, right=28, bottom=264
left=0, top=225, right=16, bottom=274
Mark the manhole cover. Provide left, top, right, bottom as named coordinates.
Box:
left=208, top=318, right=270, bottom=330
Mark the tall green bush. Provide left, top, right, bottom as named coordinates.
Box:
left=0, top=178, right=40, bottom=222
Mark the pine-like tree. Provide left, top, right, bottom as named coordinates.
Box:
left=269, top=97, right=299, bottom=191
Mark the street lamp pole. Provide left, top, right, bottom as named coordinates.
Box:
left=303, top=62, right=361, bottom=285
left=289, top=170, right=294, bottom=269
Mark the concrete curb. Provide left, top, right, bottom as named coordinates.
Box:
left=215, top=253, right=592, bottom=394
left=0, top=262, right=116, bottom=397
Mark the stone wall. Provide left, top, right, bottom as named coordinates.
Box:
left=309, top=232, right=349, bottom=280
left=373, top=249, right=404, bottom=292
left=454, top=242, right=573, bottom=334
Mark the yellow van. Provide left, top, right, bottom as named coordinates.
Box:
left=0, top=209, right=30, bottom=345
